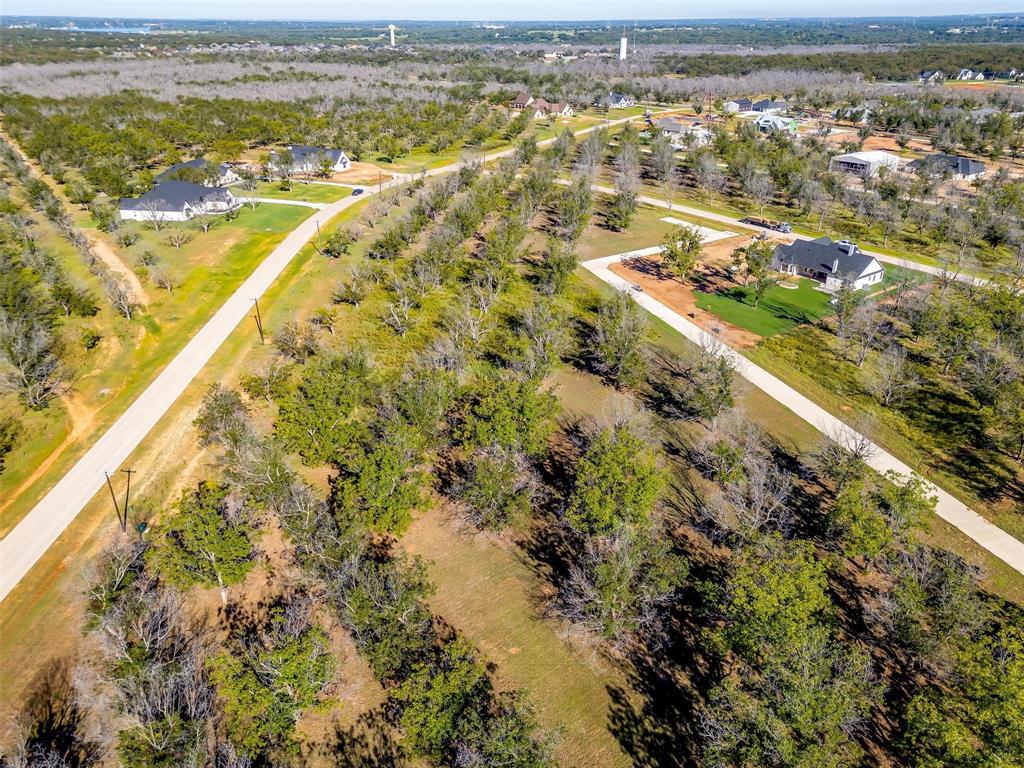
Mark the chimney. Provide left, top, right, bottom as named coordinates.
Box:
left=832, top=258, right=840, bottom=273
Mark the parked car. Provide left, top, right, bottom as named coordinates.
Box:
left=351, top=188, right=364, bottom=196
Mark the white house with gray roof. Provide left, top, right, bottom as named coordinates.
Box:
left=275, top=145, right=351, bottom=176
left=772, top=237, right=884, bottom=291
left=118, top=181, right=240, bottom=223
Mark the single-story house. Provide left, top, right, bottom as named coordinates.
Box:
left=118, top=181, right=240, bottom=223
left=829, top=150, right=902, bottom=178
left=511, top=93, right=535, bottom=110
left=654, top=119, right=712, bottom=147
left=772, top=238, right=885, bottom=291
left=513, top=95, right=572, bottom=118
left=724, top=98, right=754, bottom=113
left=751, top=99, right=788, bottom=114
left=906, top=153, right=987, bottom=181
left=155, top=158, right=239, bottom=186
left=595, top=92, right=637, bottom=109
left=753, top=114, right=798, bottom=135
left=278, top=145, right=351, bottom=175
left=919, top=70, right=946, bottom=83
left=547, top=101, right=573, bottom=117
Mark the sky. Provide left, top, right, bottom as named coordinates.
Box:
left=3, top=1, right=1022, bottom=21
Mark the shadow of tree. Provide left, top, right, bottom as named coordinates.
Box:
left=12, top=657, right=102, bottom=767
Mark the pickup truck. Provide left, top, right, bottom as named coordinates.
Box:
left=742, top=216, right=792, bottom=234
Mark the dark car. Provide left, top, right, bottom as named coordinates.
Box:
left=351, top=188, right=364, bottom=196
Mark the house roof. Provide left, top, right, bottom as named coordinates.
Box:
left=906, top=153, right=986, bottom=177
left=154, top=157, right=232, bottom=182
left=531, top=98, right=551, bottom=111
left=512, top=92, right=532, bottom=105
left=728, top=98, right=753, bottom=107
left=285, top=145, right=348, bottom=165
left=119, top=181, right=234, bottom=212
left=754, top=114, right=796, bottom=130
left=655, top=118, right=687, bottom=133
left=752, top=99, right=788, bottom=110
left=833, top=150, right=901, bottom=165
left=549, top=101, right=570, bottom=113
left=773, top=237, right=882, bottom=279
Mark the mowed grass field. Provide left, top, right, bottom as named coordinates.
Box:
left=252, top=181, right=354, bottom=203
left=694, top=278, right=834, bottom=337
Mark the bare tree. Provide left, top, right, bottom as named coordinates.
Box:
left=0, top=314, right=70, bottom=408
left=163, top=227, right=193, bottom=250
left=649, top=133, right=678, bottom=212
left=138, top=201, right=169, bottom=231
left=105, top=279, right=137, bottom=320
left=871, top=344, right=922, bottom=406
left=743, top=172, right=775, bottom=217
left=152, top=270, right=179, bottom=293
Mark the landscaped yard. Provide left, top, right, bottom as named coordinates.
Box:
left=694, top=278, right=834, bottom=337
left=252, top=181, right=353, bottom=203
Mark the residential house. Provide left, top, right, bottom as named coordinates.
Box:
left=829, top=150, right=902, bottom=178
left=724, top=98, right=754, bottom=113
left=155, top=157, right=239, bottom=186
left=511, top=92, right=535, bottom=110
left=751, top=98, right=788, bottom=114
left=595, top=92, right=637, bottom=109
left=906, top=153, right=987, bottom=181
left=529, top=98, right=551, bottom=118
left=655, top=119, right=712, bottom=148
left=547, top=101, right=574, bottom=117
left=118, top=181, right=239, bottom=223
left=772, top=238, right=885, bottom=291
left=956, top=68, right=986, bottom=81
left=278, top=145, right=351, bottom=175
left=753, top=114, right=798, bottom=135
left=919, top=70, right=946, bottom=83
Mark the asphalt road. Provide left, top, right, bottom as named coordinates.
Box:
left=582, top=249, right=1024, bottom=576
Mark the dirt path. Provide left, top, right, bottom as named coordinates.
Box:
left=0, top=394, right=96, bottom=536
left=85, top=231, right=149, bottom=304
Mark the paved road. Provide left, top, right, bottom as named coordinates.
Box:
left=582, top=249, right=1024, bottom=575
left=0, top=113, right=656, bottom=603
left=567, top=179, right=987, bottom=285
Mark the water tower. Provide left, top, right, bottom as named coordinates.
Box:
left=388, top=24, right=396, bottom=47
left=618, top=27, right=627, bottom=60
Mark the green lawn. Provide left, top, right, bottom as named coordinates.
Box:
left=252, top=181, right=353, bottom=203
left=694, top=278, right=834, bottom=337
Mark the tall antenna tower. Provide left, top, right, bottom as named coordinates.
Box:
left=619, top=25, right=628, bottom=61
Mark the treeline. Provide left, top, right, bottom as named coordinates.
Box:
left=0, top=92, right=522, bottom=197
left=656, top=44, right=1024, bottom=81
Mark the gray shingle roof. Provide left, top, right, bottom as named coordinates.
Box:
left=906, top=153, right=986, bottom=177
left=773, top=237, right=881, bottom=279
left=119, top=181, right=233, bottom=212
left=154, top=158, right=232, bottom=183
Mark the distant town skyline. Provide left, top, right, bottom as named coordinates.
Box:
left=3, top=2, right=1022, bottom=22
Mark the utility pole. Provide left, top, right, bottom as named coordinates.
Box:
left=378, top=168, right=383, bottom=195
left=121, top=468, right=135, bottom=533
left=253, top=298, right=265, bottom=343
left=315, top=219, right=323, bottom=254
left=104, top=471, right=125, bottom=532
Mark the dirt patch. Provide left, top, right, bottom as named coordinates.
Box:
left=85, top=232, right=149, bottom=304
left=329, top=162, right=393, bottom=185
left=609, top=239, right=765, bottom=349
